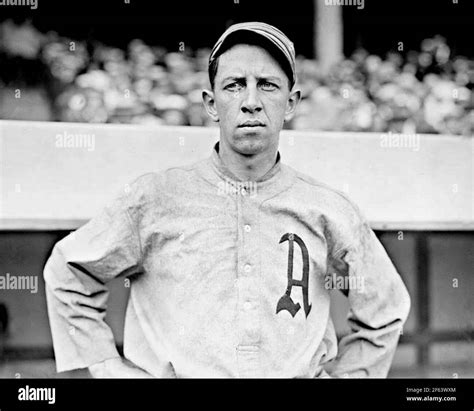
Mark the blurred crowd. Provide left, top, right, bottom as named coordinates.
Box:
left=1, top=20, right=473, bottom=135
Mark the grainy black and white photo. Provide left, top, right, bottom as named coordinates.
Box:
left=0, top=0, right=472, bottom=406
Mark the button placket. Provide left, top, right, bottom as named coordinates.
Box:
left=236, top=186, right=262, bottom=373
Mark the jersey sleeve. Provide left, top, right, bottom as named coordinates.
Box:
left=43, top=182, right=143, bottom=373
left=325, top=205, right=411, bottom=378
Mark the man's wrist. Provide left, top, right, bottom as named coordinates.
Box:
left=88, top=357, right=121, bottom=377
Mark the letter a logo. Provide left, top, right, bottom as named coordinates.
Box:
left=276, top=233, right=312, bottom=318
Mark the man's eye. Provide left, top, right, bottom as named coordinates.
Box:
left=225, top=82, right=243, bottom=92
left=260, top=82, right=277, bottom=91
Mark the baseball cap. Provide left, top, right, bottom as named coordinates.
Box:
left=209, top=21, right=296, bottom=89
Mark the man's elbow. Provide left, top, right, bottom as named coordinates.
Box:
left=396, top=280, right=411, bottom=326
left=43, top=241, right=67, bottom=287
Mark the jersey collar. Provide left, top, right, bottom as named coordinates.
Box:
left=210, top=142, right=282, bottom=184
left=196, top=141, right=296, bottom=199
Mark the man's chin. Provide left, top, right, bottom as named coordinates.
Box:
left=232, top=135, right=266, bottom=156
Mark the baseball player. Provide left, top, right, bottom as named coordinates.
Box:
left=44, top=22, right=411, bottom=378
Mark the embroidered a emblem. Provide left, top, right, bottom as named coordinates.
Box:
left=276, top=233, right=312, bottom=318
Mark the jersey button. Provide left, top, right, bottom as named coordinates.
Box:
left=246, top=327, right=259, bottom=340
left=243, top=301, right=252, bottom=310
left=244, top=264, right=251, bottom=273
left=244, top=224, right=251, bottom=233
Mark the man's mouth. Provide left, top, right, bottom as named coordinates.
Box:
left=238, top=120, right=265, bottom=128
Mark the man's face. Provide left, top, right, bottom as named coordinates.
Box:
left=203, top=44, right=300, bottom=156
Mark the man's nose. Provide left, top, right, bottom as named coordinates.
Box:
left=241, top=85, right=262, bottom=113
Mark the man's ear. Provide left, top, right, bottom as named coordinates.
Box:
left=284, top=88, right=301, bottom=123
left=202, top=89, right=219, bottom=122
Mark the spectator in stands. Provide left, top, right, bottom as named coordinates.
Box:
left=1, top=20, right=472, bottom=135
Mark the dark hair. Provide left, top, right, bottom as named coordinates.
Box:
left=209, top=31, right=294, bottom=90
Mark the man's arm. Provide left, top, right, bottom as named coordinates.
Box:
left=326, top=216, right=411, bottom=378
left=43, top=182, right=149, bottom=376
left=88, top=357, right=152, bottom=378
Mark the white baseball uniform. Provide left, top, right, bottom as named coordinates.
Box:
left=44, top=142, right=410, bottom=378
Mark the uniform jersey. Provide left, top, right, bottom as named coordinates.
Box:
left=44, top=142, right=411, bottom=378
